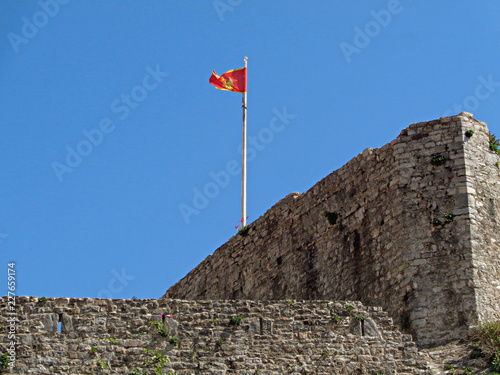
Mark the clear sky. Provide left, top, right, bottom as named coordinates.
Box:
left=1, top=1, right=499, bottom=299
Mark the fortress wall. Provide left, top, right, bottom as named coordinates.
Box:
left=165, top=114, right=492, bottom=347
left=1, top=297, right=430, bottom=374
left=462, top=117, right=500, bottom=323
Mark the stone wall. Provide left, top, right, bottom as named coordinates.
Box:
left=461, top=118, right=500, bottom=323
left=0, top=297, right=431, bottom=374
left=165, top=113, right=500, bottom=347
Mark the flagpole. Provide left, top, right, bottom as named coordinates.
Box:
left=242, top=56, right=248, bottom=228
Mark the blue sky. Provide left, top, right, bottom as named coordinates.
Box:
left=1, top=1, right=499, bottom=299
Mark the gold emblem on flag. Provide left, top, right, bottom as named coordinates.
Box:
left=221, top=77, right=234, bottom=90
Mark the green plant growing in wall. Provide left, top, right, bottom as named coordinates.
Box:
left=463, top=368, right=477, bottom=375
left=150, top=319, right=169, bottom=337
left=321, top=349, right=329, bottom=358
left=97, top=358, right=121, bottom=373
left=236, top=216, right=250, bottom=236
left=489, top=133, right=500, bottom=154
left=332, top=313, right=340, bottom=324
left=38, top=297, right=47, bottom=304
left=444, top=212, right=455, bottom=224
left=238, top=226, right=249, bottom=236
left=469, top=346, right=485, bottom=360
left=355, top=315, right=364, bottom=321
left=169, top=337, right=179, bottom=346
left=345, top=305, right=354, bottom=313
left=103, top=337, right=120, bottom=344
left=432, top=218, right=443, bottom=226
left=472, top=321, right=500, bottom=354
left=91, top=337, right=122, bottom=374
left=129, top=348, right=171, bottom=375
left=150, top=313, right=173, bottom=338
left=0, top=353, right=10, bottom=370
left=230, top=315, right=244, bottom=326
left=465, top=129, right=475, bottom=138
left=431, top=154, right=447, bottom=166
left=433, top=212, right=455, bottom=227
left=491, top=351, right=500, bottom=373
left=97, top=359, right=111, bottom=372
left=323, top=211, right=339, bottom=225
left=471, top=320, right=500, bottom=371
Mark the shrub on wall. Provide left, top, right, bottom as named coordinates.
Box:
left=431, top=154, right=447, bottom=166
left=471, top=321, right=500, bottom=370
left=0, top=353, right=10, bottom=370
left=489, top=133, right=500, bottom=154
left=230, top=315, right=244, bottom=326
left=465, top=129, right=475, bottom=137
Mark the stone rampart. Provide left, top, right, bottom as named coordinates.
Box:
left=1, top=297, right=431, bottom=374
left=165, top=113, right=500, bottom=347
left=462, top=119, right=500, bottom=323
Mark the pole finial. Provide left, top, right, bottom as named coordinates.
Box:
left=244, top=56, right=248, bottom=62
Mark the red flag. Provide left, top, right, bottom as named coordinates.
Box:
left=209, top=67, right=247, bottom=93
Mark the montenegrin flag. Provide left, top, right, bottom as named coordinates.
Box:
left=209, top=67, right=247, bottom=93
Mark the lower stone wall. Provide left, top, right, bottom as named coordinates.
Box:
left=1, top=297, right=431, bottom=374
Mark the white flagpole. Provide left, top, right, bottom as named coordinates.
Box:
left=241, top=56, right=248, bottom=228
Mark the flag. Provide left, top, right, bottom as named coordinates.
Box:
left=209, top=67, right=247, bottom=93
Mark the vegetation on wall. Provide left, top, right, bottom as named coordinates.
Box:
left=431, top=154, right=447, bottom=166
left=465, top=129, right=475, bottom=138
left=489, top=133, right=500, bottom=155
left=471, top=320, right=500, bottom=372
left=230, top=315, right=245, bottom=326
left=149, top=314, right=173, bottom=338
left=0, top=353, right=10, bottom=372
left=432, top=211, right=455, bottom=227
left=90, top=335, right=177, bottom=374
